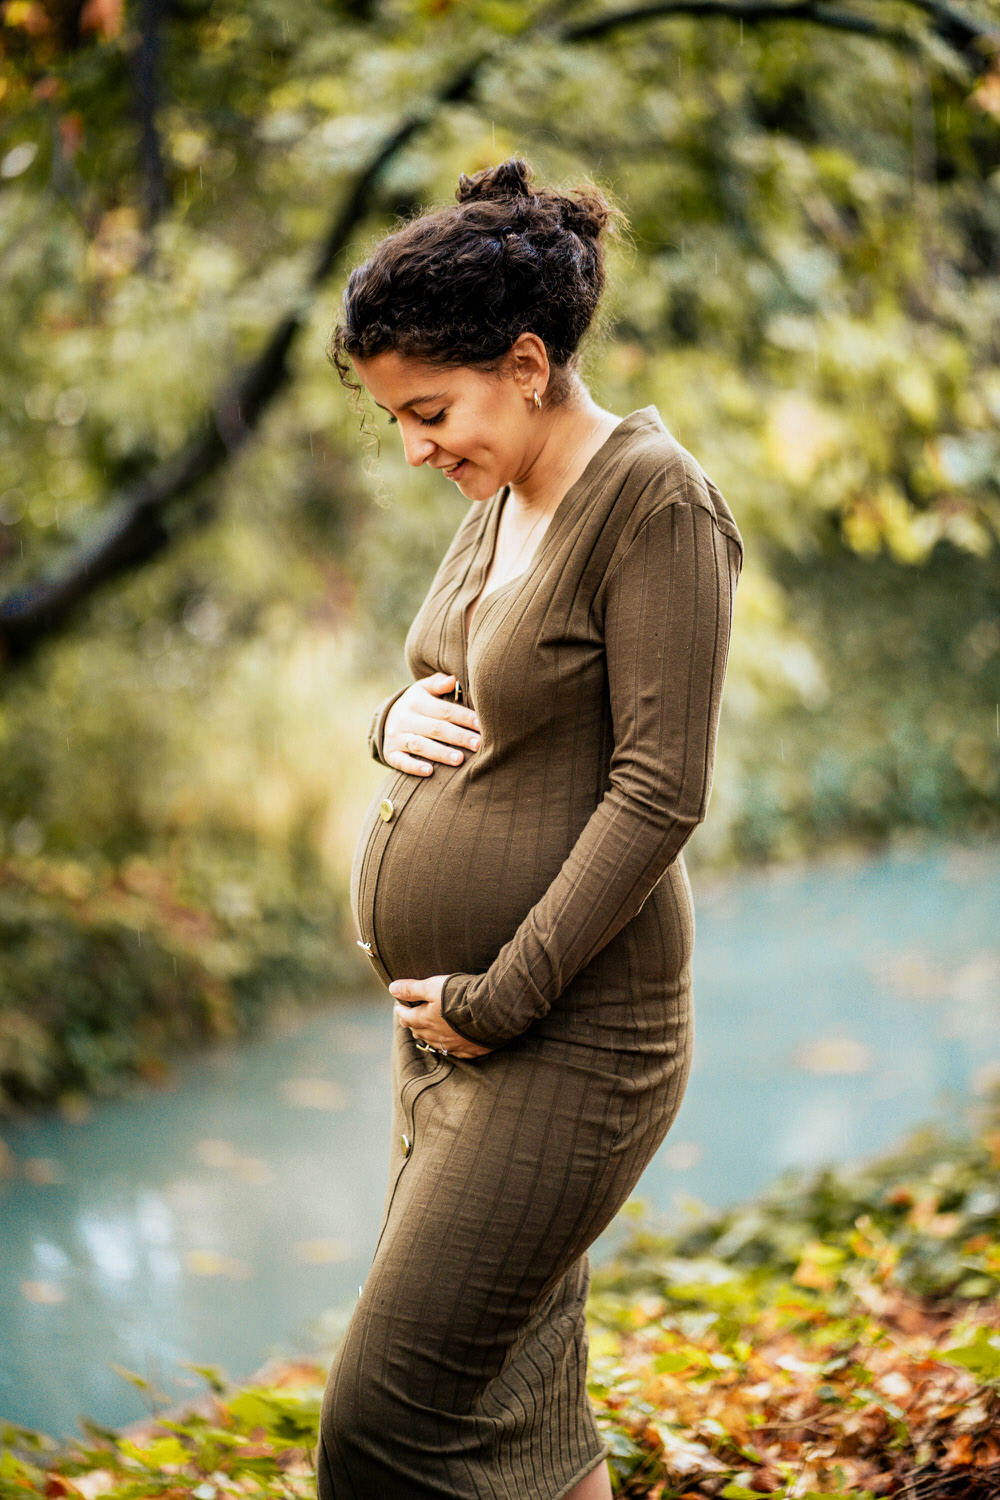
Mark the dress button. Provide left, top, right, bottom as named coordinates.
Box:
left=379, top=798, right=395, bottom=823
left=400, top=1133, right=411, bottom=1158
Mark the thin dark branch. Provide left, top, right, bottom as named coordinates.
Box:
left=132, top=0, right=170, bottom=232
left=901, top=0, right=1000, bottom=69
left=561, top=1, right=914, bottom=47
left=560, top=0, right=999, bottom=72
left=308, top=55, right=485, bottom=290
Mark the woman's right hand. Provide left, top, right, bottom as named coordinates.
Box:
left=384, top=673, right=481, bottom=777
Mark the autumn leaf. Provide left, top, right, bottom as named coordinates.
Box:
left=20, top=1280, right=65, bottom=1304
left=78, top=0, right=123, bottom=41
left=183, top=1250, right=252, bottom=1280
left=943, top=1326, right=1000, bottom=1385
left=280, top=1077, right=346, bottom=1110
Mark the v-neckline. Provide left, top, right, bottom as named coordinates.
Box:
left=461, top=407, right=657, bottom=648
left=463, top=488, right=535, bottom=643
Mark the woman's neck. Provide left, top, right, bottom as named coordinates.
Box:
left=509, top=392, right=622, bottom=516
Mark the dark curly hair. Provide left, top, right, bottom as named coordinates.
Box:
left=328, top=158, right=619, bottom=401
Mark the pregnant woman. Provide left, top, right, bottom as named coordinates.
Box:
left=318, top=158, right=742, bottom=1500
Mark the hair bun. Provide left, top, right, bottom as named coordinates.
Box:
left=332, top=155, right=619, bottom=388
left=559, top=192, right=611, bottom=242
left=457, top=159, right=613, bottom=244
left=456, top=158, right=533, bottom=205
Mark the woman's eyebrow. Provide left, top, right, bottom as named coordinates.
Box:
left=373, top=393, right=447, bottom=413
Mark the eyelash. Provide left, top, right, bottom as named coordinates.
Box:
left=387, top=411, right=446, bottom=427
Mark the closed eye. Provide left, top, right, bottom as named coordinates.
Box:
left=384, top=409, right=446, bottom=427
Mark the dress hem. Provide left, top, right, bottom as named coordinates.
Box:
left=549, top=1444, right=609, bottom=1500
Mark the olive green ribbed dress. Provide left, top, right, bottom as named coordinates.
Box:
left=318, top=408, right=743, bottom=1499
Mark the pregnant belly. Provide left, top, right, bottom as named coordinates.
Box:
left=350, top=764, right=576, bottom=984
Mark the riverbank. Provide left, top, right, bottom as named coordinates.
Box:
left=4, top=1092, right=998, bottom=1498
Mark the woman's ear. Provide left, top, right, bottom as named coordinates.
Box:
left=507, top=332, right=550, bottom=401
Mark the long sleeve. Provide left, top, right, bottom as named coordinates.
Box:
left=440, top=499, right=740, bottom=1049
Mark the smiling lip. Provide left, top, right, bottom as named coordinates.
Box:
left=442, top=460, right=467, bottom=480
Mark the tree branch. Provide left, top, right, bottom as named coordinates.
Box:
left=563, top=0, right=909, bottom=49
left=560, top=0, right=999, bottom=70
left=900, top=0, right=1000, bottom=70
left=131, top=0, right=170, bottom=234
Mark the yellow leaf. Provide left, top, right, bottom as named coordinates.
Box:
left=792, top=1036, right=873, bottom=1074
left=195, top=1138, right=239, bottom=1168
left=281, top=1077, right=346, bottom=1110
left=184, top=1250, right=253, bottom=1280
left=294, top=1238, right=352, bottom=1265
left=21, top=1280, right=66, bottom=1304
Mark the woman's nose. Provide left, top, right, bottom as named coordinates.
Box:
left=400, top=426, right=436, bottom=467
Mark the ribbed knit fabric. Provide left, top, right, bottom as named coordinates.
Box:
left=318, top=408, right=742, bottom=1499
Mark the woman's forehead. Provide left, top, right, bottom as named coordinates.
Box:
left=354, top=351, right=494, bottom=408
left=355, top=351, right=447, bottom=401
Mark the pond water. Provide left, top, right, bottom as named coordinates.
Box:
left=2, top=840, right=998, bottom=1438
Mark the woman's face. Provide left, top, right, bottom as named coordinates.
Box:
left=352, top=350, right=540, bottom=503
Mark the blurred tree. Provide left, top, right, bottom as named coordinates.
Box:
left=0, top=0, right=997, bottom=660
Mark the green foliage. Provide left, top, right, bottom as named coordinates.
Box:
left=694, top=541, right=1000, bottom=864
left=944, top=1325, right=1000, bottom=1386
left=0, top=480, right=383, bottom=1111
left=0, top=840, right=355, bottom=1114
left=605, top=1093, right=1000, bottom=1304
left=0, top=1365, right=325, bottom=1498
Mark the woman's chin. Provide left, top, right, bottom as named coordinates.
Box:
left=450, top=466, right=493, bottom=501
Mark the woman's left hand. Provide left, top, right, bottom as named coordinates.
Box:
left=390, top=975, right=493, bottom=1059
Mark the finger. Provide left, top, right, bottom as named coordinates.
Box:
left=403, top=730, right=475, bottom=764
left=416, top=697, right=482, bottom=737
left=414, top=679, right=481, bottom=733
left=387, top=714, right=479, bottom=760
left=390, top=980, right=431, bottom=1007
left=386, top=749, right=434, bottom=777
left=423, top=672, right=457, bottom=697
left=412, top=714, right=481, bottom=752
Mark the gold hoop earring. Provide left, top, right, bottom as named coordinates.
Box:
left=532, top=390, right=543, bottom=411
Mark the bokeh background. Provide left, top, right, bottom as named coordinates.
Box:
left=1, top=0, right=998, bottom=1437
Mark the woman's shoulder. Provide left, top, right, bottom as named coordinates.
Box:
left=608, top=407, right=743, bottom=555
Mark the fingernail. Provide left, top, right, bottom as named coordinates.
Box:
left=450, top=751, right=462, bottom=764
left=388, top=983, right=399, bottom=996
left=469, top=736, right=480, bottom=751
left=473, top=716, right=481, bottom=730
